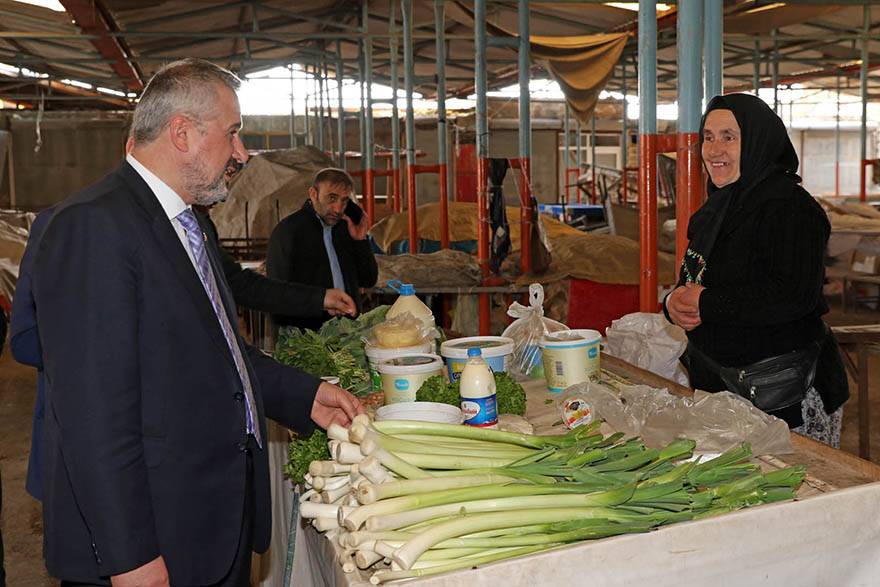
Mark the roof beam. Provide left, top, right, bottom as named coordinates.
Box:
left=60, top=0, right=143, bottom=91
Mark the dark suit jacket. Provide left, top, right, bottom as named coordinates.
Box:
left=32, top=162, right=320, bottom=583
left=266, top=200, right=378, bottom=331
left=10, top=207, right=54, bottom=501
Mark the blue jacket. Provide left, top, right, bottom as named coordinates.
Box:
left=10, top=207, right=54, bottom=501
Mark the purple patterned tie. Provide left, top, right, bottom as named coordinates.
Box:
left=177, top=209, right=262, bottom=448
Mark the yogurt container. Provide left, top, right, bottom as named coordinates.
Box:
left=375, top=402, right=463, bottom=424
left=439, top=336, right=514, bottom=382
left=539, top=329, right=601, bottom=392
left=376, top=353, right=445, bottom=404
left=365, top=341, right=433, bottom=391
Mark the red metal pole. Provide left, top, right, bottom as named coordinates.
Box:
left=639, top=134, right=658, bottom=312
left=520, top=157, right=532, bottom=275
left=438, top=162, right=450, bottom=249
left=406, top=162, right=418, bottom=252
left=675, top=132, right=702, bottom=264
left=477, top=157, right=491, bottom=335
left=393, top=167, right=401, bottom=212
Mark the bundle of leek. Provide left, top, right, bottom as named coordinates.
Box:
left=297, top=416, right=804, bottom=584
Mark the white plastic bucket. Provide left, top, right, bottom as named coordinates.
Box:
left=539, top=329, right=601, bottom=392
left=439, top=336, right=514, bottom=382
left=365, top=341, right=433, bottom=391
left=375, top=402, right=463, bottom=424
left=376, top=353, right=445, bottom=404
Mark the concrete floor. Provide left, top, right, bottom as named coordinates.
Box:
left=0, top=303, right=878, bottom=585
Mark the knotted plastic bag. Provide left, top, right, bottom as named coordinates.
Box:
left=501, top=283, right=568, bottom=379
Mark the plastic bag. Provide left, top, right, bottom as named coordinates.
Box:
left=571, top=381, right=793, bottom=457
left=501, top=283, right=568, bottom=379
left=364, top=311, right=438, bottom=349
left=604, top=312, right=690, bottom=386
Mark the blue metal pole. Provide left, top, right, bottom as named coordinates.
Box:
left=860, top=4, right=870, bottom=202
left=638, top=0, right=658, bottom=312
left=703, top=0, right=722, bottom=101
left=475, top=0, right=490, bottom=333
left=518, top=0, right=532, bottom=274
left=676, top=0, right=704, bottom=264
left=336, top=40, right=345, bottom=168
left=435, top=0, right=450, bottom=249
left=389, top=2, right=401, bottom=210
left=402, top=0, right=418, bottom=248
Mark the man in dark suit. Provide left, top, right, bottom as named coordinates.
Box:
left=266, top=168, right=379, bottom=331
left=32, top=58, right=363, bottom=586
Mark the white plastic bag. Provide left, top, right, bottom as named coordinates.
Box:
left=501, top=283, right=568, bottom=379
left=604, top=312, right=689, bottom=386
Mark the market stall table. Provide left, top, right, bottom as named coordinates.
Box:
left=272, top=354, right=880, bottom=587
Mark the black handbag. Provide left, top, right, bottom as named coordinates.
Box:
left=686, top=339, right=821, bottom=413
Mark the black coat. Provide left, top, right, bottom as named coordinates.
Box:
left=666, top=93, right=849, bottom=427
left=203, top=215, right=326, bottom=317
left=33, top=162, right=320, bottom=583
left=266, top=200, right=378, bottom=331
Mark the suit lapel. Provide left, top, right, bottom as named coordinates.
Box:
left=116, top=163, right=236, bottom=369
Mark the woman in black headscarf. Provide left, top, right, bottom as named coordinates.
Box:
left=664, top=93, right=849, bottom=447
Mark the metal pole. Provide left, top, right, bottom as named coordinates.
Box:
left=518, top=0, right=532, bottom=275
left=676, top=0, right=704, bottom=266
left=403, top=0, right=419, bottom=252
left=836, top=74, right=841, bottom=196
left=772, top=29, right=779, bottom=113
left=389, top=2, right=401, bottom=211
left=576, top=118, right=583, bottom=204
left=363, top=0, right=375, bottom=226
left=287, top=63, right=297, bottom=149
left=563, top=102, right=571, bottom=203
left=704, top=0, right=723, bottom=101
left=435, top=0, right=450, bottom=249
left=638, top=0, right=658, bottom=312
left=753, top=39, right=760, bottom=96
left=317, top=57, right=325, bottom=152
left=304, top=64, right=312, bottom=144
left=475, top=0, right=491, bottom=335
left=358, top=34, right=366, bottom=177
left=590, top=113, right=597, bottom=204
left=621, top=59, right=628, bottom=203
left=336, top=40, right=345, bottom=168
left=860, top=5, right=870, bottom=203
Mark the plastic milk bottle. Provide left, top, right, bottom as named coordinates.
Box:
left=459, top=348, right=497, bottom=428
left=386, top=280, right=435, bottom=329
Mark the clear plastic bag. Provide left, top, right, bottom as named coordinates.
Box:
left=501, top=283, right=568, bottom=379
left=604, top=312, right=690, bottom=386
left=365, top=311, right=438, bottom=349
left=571, top=381, right=793, bottom=457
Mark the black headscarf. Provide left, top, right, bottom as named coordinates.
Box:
left=681, top=93, right=801, bottom=284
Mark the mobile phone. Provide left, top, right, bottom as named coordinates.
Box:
left=345, top=199, right=364, bottom=223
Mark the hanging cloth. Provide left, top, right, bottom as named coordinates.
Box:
left=488, top=158, right=511, bottom=274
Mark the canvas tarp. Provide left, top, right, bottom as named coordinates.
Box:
left=449, top=2, right=627, bottom=125
left=210, top=146, right=335, bottom=240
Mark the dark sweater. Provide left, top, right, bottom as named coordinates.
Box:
left=266, top=200, right=378, bottom=331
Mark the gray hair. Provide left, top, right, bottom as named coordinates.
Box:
left=130, top=58, right=242, bottom=146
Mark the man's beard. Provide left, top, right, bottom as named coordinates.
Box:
left=183, top=153, right=233, bottom=206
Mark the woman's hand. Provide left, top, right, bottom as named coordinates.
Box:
left=666, top=283, right=705, bottom=331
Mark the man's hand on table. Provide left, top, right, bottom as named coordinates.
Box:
left=311, top=382, right=366, bottom=428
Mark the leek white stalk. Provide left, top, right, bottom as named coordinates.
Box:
left=373, top=540, right=400, bottom=559
left=359, top=430, right=533, bottom=460
left=326, top=422, right=351, bottom=442
left=384, top=451, right=519, bottom=470
left=392, top=508, right=613, bottom=569
left=357, top=473, right=515, bottom=505
left=346, top=530, right=417, bottom=548
left=358, top=457, right=394, bottom=484
left=299, top=502, right=341, bottom=519
left=368, top=446, right=432, bottom=480
left=321, top=484, right=351, bottom=504
left=335, top=442, right=366, bottom=464
left=372, top=420, right=572, bottom=450
left=355, top=550, right=383, bottom=570
left=312, top=517, right=340, bottom=531
left=298, top=488, right=317, bottom=503
left=309, top=460, right=351, bottom=477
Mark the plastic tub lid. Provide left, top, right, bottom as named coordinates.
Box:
left=376, top=353, right=444, bottom=375
left=376, top=402, right=463, bottom=424
left=540, top=329, right=602, bottom=348
left=440, top=336, right=515, bottom=359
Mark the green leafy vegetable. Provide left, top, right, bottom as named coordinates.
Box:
left=285, top=429, right=329, bottom=484
left=415, top=371, right=527, bottom=416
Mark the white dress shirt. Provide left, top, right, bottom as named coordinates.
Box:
left=126, top=154, right=200, bottom=271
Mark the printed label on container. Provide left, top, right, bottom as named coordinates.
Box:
left=562, top=397, right=594, bottom=429
left=461, top=395, right=498, bottom=427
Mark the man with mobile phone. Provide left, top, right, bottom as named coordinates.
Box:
left=267, top=167, right=378, bottom=330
